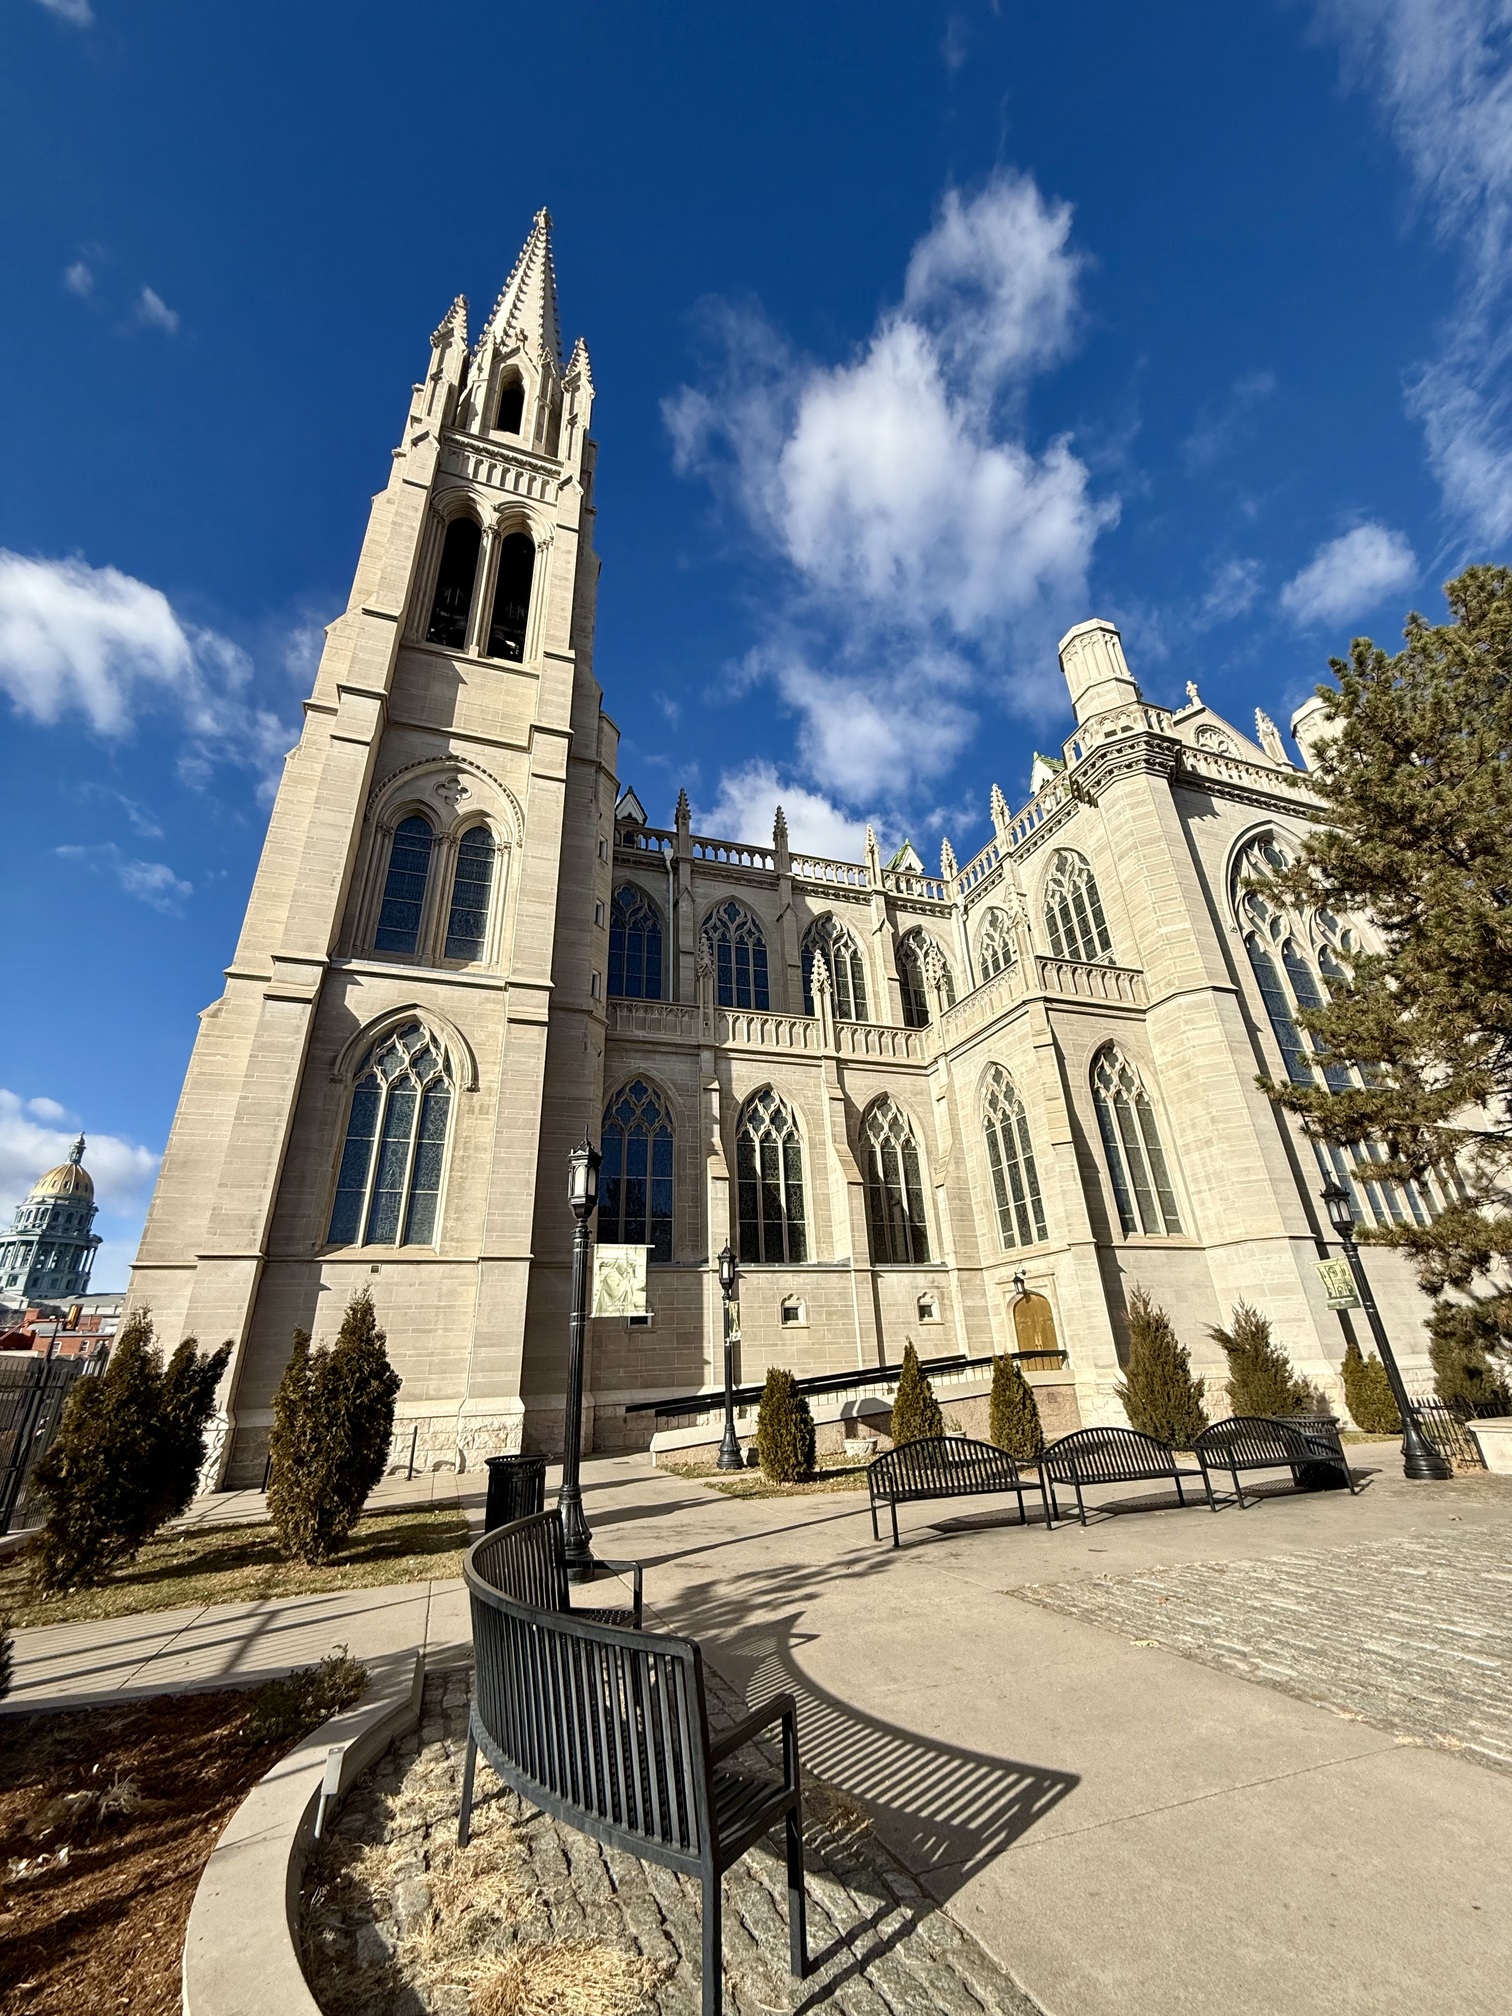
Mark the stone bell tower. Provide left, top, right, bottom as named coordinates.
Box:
left=129, top=211, right=617, bottom=1483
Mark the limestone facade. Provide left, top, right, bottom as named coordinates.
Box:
left=128, top=216, right=1440, bottom=1483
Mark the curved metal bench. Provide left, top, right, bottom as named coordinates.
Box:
left=868, top=1433, right=1035, bottom=1547
left=1037, top=1425, right=1213, bottom=1526
left=471, top=1505, right=644, bottom=1628
left=1195, top=1415, right=1356, bottom=1508
left=459, top=1519, right=808, bottom=2016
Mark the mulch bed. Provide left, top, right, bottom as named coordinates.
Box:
left=0, top=1688, right=270, bottom=2015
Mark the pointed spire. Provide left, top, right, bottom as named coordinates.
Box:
left=773, top=805, right=788, bottom=846
left=675, top=786, right=691, bottom=829
left=990, top=781, right=1010, bottom=829
left=940, top=837, right=958, bottom=882
left=432, top=294, right=468, bottom=349
left=565, top=334, right=594, bottom=392
left=482, top=209, right=562, bottom=365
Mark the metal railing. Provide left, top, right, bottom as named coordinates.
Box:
left=623, top=1347, right=1068, bottom=1430
left=1414, top=1399, right=1500, bottom=1470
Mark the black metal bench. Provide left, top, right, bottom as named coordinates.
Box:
left=1037, top=1425, right=1213, bottom=1526
left=459, top=1519, right=808, bottom=2016
left=474, top=1505, right=644, bottom=1628
left=1194, top=1415, right=1356, bottom=1508
left=868, top=1432, right=1033, bottom=1547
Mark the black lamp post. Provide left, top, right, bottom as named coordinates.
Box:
left=559, top=1134, right=601, bottom=1580
left=1320, top=1178, right=1451, bottom=1482
left=716, top=1242, right=743, bottom=1471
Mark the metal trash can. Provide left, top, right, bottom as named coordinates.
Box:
left=483, top=1452, right=547, bottom=1533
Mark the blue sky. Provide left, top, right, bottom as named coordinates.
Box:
left=3, top=0, right=1510, bottom=1285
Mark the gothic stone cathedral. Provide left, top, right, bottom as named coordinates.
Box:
left=128, top=214, right=1439, bottom=1486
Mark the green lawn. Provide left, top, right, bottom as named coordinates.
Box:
left=2, top=1504, right=470, bottom=1629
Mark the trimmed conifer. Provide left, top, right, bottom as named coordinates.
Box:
left=988, top=1354, right=1045, bottom=1462
left=889, top=1340, right=944, bottom=1446
left=754, top=1368, right=816, bottom=1483
left=1341, top=1337, right=1402, bottom=1435
left=1428, top=1300, right=1512, bottom=1413
left=1115, top=1287, right=1209, bottom=1446
left=30, top=1310, right=231, bottom=1592
left=267, top=1293, right=403, bottom=1565
left=1210, top=1301, right=1310, bottom=1417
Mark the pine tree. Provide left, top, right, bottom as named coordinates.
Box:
left=1256, top=568, right=1512, bottom=1324
left=1428, top=1300, right=1512, bottom=1413
left=754, top=1368, right=816, bottom=1483
left=988, top=1354, right=1045, bottom=1462
left=1115, top=1287, right=1209, bottom=1446
left=1341, top=1338, right=1402, bottom=1435
left=889, top=1341, right=944, bottom=1445
left=30, top=1310, right=230, bottom=1592
left=267, top=1294, right=402, bottom=1565
left=1209, top=1301, right=1310, bottom=1417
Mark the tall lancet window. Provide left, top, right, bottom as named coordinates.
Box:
left=702, top=901, right=770, bottom=1010
left=737, top=1089, right=807, bottom=1262
left=601, top=1080, right=674, bottom=1263
left=328, top=1022, right=453, bottom=1248
left=977, top=907, right=1015, bottom=980
left=1043, top=850, right=1114, bottom=963
left=494, top=371, right=525, bottom=434
left=802, top=914, right=868, bottom=1020
left=444, top=826, right=496, bottom=962
left=982, top=1066, right=1048, bottom=1249
left=426, top=516, right=481, bottom=649
left=374, top=816, right=435, bottom=956
left=608, top=885, right=664, bottom=999
left=862, top=1096, right=931, bottom=1263
left=1091, top=1045, right=1184, bottom=1237
left=898, top=930, right=955, bottom=1028
left=487, top=532, right=536, bottom=661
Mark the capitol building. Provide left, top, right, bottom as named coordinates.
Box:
left=126, top=215, right=1437, bottom=1484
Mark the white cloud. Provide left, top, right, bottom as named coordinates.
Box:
left=1199, top=557, right=1263, bottom=624
left=63, top=260, right=93, bottom=298
left=136, top=286, right=180, bottom=335
left=693, top=763, right=880, bottom=862
left=1180, top=371, right=1277, bottom=473
left=0, top=1089, right=158, bottom=1225
left=667, top=171, right=1114, bottom=807
left=0, top=550, right=294, bottom=791
left=1280, top=523, right=1418, bottom=626
left=56, top=842, right=193, bottom=913
left=26, top=1097, right=70, bottom=1123
left=34, top=0, right=94, bottom=24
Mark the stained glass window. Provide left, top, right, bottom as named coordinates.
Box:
left=608, top=885, right=664, bottom=999
left=600, top=1080, right=673, bottom=1263
left=444, top=826, right=496, bottom=961
left=802, top=914, right=868, bottom=1020
left=977, top=907, right=1014, bottom=980
left=328, top=1022, right=452, bottom=1247
left=862, top=1097, right=930, bottom=1262
left=897, top=930, right=955, bottom=1028
left=737, top=1089, right=807, bottom=1262
left=375, top=816, right=435, bottom=956
left=1091, top=1045, right=1183, bottom=1236
left=982, top=1066, right=1048, bottom=1249
left=702, top=901, right=770, bottom=1010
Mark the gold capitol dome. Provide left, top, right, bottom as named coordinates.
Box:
left=31, top=1135, right=94, bottom=1199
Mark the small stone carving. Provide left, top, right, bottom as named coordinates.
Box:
left=434, top=775, right=470, bottom=808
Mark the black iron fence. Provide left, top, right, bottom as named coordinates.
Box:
left=1414, top=1398, right=1501, bottom=1471
left=0, top=1352, right=97, bottom=1534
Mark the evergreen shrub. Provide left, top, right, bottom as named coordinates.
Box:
left=754, top=1368, right=816, bottom=1483
left=30, top=1310, right=231, bottom=1593
left=1210, top=1301, right=1311, bottom=1417
left=988, top=1354, right=1045, bottom=1462
left=889, top=1341, right=944, bottom=1446
left=1341, top=1338, right=1402, bottom=1435
left=267, top=1291, right=402, bottom=1566
left=1428, top=1301, right=1512, bottom=1413
left=1115, top=1288, right=1209, bottom=1447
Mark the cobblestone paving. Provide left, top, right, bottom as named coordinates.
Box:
left=1014, top=1523, right=1512, bottom=1773
left=302, top=1667, right=1044, bottom=2016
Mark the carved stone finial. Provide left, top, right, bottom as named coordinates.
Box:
left=940, top=837, right=958, bottom=880
left=989, top=782, right=1009, bottom=827
left=774, top=803, right=788, bottom=842
left=431, top=294, right=468, bottom=348
left=808, top=949, right=831, bottom=995
left=1186, top=679, right=1200, bottom=704
left=1254, top=708, right=1288, bottom=766
left=675, top=787, right=692, bottom=829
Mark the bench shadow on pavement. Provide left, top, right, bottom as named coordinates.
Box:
left=662, top=1556, right=1078, bottom=1902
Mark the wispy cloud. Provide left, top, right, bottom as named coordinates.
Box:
left=1180, top=371, right=1277, bottom=473
left=33, top=0, right=94, bottom=25
left=1279, top=522, right=1417, bottom=625
left=56, top=842, right=193, bottom=914
left=0, top=1089, right=157, bottom=1225
left=1199, top=556, right=1263, bottom=624
left=62, top=260, right=93, bottom=298
left=666, top=170, right=1115, bottom=817
left=135, top=286, right=180, bottom=335
left=692, top=763, right=883, bottom=861
left=0, top=549, right=295, bottom=793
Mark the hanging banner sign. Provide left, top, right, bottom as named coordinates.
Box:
left=1315, top=1257, right=1360, bottom=1311
left=592, top=1245, right=649, bottom=1317
left=726, top=1298, right=741, bottom=1345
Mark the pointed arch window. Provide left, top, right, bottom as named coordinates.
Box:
left=375, top=815, right=435, bottom=956
left=444, top=825, right=496, bottom=962
left=898, top=930, right=955, bottom=1028
left=862, top=1097, right=930, bottom=1263
left=486, top=532, right=535, bottom=661
left=1092, top=1046, right=1184, bottom=1236
left=601, top=1080, right=673, bottom=1263
left=328, top=1022, right=452, bottom=1248
left=494, top=371, right=525, bottom=435
left=1043, top=850, right=1113, bottom=963
left=802, top=914, right=868, bottom=1020
left=608, top=885, right=664, bottom=1000
left=977, top=907, right=1014, bottom=981
left=982, top=1066, right=1048, bottom=1249
left=702, top=901, right=770, bottom=1010
left=737, top=1089, right=807, bottom=1262
left=426, top=516, right=481, bottom=649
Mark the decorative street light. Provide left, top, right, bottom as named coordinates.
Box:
left=559, top=1134, right=601, bottom=1580
left=716, top=1242, right=743, bottom=1472
left=1320, top=1178, right=1451, bottom=1482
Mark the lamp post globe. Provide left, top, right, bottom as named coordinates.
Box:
left=716, top=1241, right=743, bottom=1472
left=1318, top=1180, right=1452, bottom=1482
left=559, top=1134, right=602, bottom=1581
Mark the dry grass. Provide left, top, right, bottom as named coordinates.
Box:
left=472, top=1942, right=667, bottom=2016
left=664, top=1456, right=872, bottom=1498
left=0, top=1504, right=468, bottom=1628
